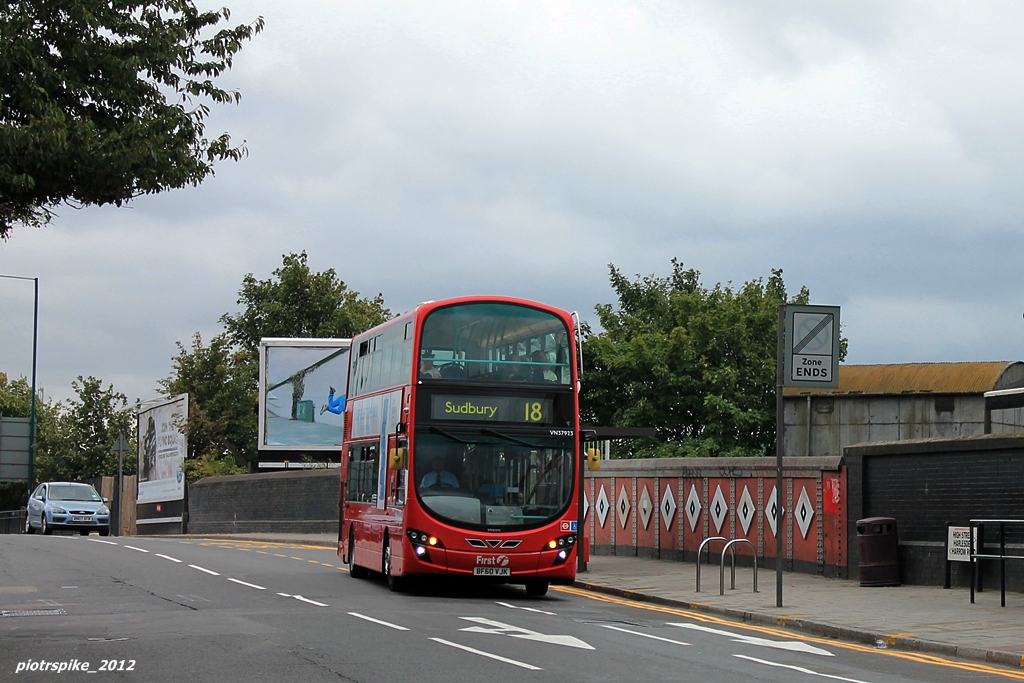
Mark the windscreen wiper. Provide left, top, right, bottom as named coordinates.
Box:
left=481, top=428, right=538, bottom=448
left=429, top=426, right=472, bottom=444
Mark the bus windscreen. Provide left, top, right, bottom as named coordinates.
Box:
left=418, top=303, right=571, bottom=384
left=413, top=432, right=574, bottom=530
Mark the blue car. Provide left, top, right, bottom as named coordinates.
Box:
left=24, top=482, right=110, bottom=536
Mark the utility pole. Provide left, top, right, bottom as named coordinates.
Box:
left=111, top=434, right=132, bottom=536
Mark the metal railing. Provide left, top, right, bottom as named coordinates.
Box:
left=696, top=535, right=758, bottom=595
left=720, top=538, right=757, bottom=595
left=695, top=536, right=727, bottom=592
left=0, top=509, right=26, bottom=534
left=970, top=519, right=1024, bottom=607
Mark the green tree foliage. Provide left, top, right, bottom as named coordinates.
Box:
left=582, top=260, right=844, bottom=458
left=221, top=251, right=391, bottom=357
left=159, top=332, right=255, bottom=475
left=161, top=252, right=390, bottom=475
left=34, top=376, right=137, bottom=481
left=0, top=0, right=264, bottom=238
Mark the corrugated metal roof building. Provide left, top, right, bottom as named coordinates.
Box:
left=782, top=362, right=1024, bottom=457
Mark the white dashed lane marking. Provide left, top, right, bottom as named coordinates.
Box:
left=188, top=565, right=220, bottom=576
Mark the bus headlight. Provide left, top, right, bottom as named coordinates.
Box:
left=407, top=529, right=442, bottom=563
left=549, top=535, right=575, bottom=565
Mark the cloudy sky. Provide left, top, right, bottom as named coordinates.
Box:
left=3, top=0, right=1024, bottom=403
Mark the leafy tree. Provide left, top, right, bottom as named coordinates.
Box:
left=221, top=251, right=391, bottom=357
left=34, top=376, right=136, bottom=481
left=0, top=0, right=264, bottom=238
left=158, top=332, right=256, bottom=473
left=581, top=260, right=845, bottom=458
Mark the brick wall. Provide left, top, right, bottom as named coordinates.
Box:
left=846, top=433, right=1024, bottom=589
left=187, top=469, right=340, bottom=535
left=584, top=457, right=847, bottom=578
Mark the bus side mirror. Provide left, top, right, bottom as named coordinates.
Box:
left=586, top=448, right=601, bottom=471
left=388, top=447, right=407, bottom=471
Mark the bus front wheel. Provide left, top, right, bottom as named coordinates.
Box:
left=525, top=580, right=549, bottom=597
left=382, top=539, right=404, bottom=592
left=348, top=528, right=368, bottom=579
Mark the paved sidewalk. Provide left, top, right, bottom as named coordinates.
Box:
left=190, top=534, right=1024, bottom=668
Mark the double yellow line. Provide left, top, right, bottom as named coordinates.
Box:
left=554, top=586, right=1024, bottom=680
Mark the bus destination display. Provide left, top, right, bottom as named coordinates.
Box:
left=431, top=395, right=554, bottom=424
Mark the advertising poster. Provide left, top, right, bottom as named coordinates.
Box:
left=259, top=338, right=351, bottom=450
left=137, top=394, right=187, bottom=504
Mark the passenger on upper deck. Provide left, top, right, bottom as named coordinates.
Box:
left=530, top=351, right=558, bottom=382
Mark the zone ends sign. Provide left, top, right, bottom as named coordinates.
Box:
left=783, top=305, right=841, bottom=389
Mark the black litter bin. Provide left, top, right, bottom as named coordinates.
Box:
left=857, top=517, right=900, bottom=587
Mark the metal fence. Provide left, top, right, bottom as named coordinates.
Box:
left=0, top=509, right=25, bottom=534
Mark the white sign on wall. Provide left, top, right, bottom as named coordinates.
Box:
left=947, top=526, right=972, bottom=562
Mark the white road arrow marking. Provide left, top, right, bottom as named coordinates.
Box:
left=293, top=595, right=328, bottom=607
left=459, top=617, right=594, bottom=650
left=348, top=612, right=409, bottom=631
left=495, top=601, right=556, bottom=616
left=431, top=638, right=542, bottom=671
left=599, top=624, right=691, bottom=646
left=734, top=655, right=869, bottom=682
left=669, top=623, right=833, bottom=657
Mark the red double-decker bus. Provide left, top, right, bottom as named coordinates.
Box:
left=338, top=296, right=580, bottom=595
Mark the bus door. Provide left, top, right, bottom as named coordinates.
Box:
left=386, top=433, right=409, bottom=508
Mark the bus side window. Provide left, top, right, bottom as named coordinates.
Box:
left=347, top=444, right=379, bottom=503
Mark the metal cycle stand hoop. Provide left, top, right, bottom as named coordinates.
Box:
left=696, top=537, right=727, bottom=592
left=720, top=538, right=758, bottom=596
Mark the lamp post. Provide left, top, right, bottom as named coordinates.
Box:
left=0, top=275, right=39, bottom=491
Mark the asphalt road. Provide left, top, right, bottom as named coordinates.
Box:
left=1, top=534, right=1019, bottom=682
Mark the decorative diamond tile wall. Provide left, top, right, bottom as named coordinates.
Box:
left=596, top=485, right=610, bottom=528
left=660, top=484, right=677, bottom=529
left=685, top=485, right=702, bottom=532
left=617, top=485, right=631, bottom=529
left=710, top=486, right=728, bottom=534
left=737, top=486, right=755, bottom=535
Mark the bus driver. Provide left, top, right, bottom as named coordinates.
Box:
left=420, top=457, right=459, bottom=488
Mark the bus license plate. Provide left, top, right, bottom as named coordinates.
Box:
left=473, top=567, right=510, bottom=577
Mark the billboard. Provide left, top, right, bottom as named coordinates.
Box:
left=259, top=338, right=351, bottom=451
left=137, top=394, right=187, bottom=505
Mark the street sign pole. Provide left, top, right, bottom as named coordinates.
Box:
left=778, top=303, right=841, bottom=609
left=776, top=304, right=785, bottom=608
